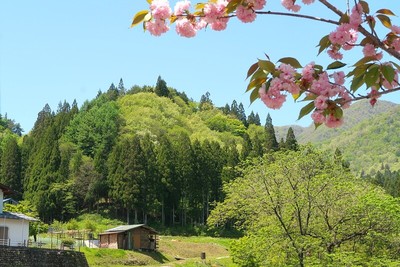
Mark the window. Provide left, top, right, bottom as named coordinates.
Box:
left=0, top=226, right=8, bottom=245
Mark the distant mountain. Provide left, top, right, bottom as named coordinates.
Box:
left=275, top=100, right=400, bottom=174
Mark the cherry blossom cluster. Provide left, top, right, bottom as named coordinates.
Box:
left=259, top=62, right=350, bottom=128
left=136, top=0, right=400, bottom=128
left=144, top=0, right=267, bottom=37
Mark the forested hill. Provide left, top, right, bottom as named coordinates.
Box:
left=1, top=77, right=399, bottom=224
left=0, top=78, right=292, bottom=224
left=275, top=100, right=400, bottom=174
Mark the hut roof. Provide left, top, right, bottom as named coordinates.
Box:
left=99, top=224, right=158, bottom=235
left=0, top=184, right=15, bottom=196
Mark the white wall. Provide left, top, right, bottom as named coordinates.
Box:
left=0, top=218, right=30, bottom=246
left=0, top=190, right=3, bottom=213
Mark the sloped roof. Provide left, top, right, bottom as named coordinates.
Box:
left=0, top=211, right=39, bottom=221
left=3, top=198, right=19, bottom=205
left=100, top=224, right=158, bottom=235
left=0, top=184, right=15, bottom=196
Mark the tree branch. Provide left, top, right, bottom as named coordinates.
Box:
left=254, top=11, right=340, bottom=26
left=344, top=86, right=400, bottom=104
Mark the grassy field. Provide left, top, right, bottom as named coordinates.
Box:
left=81, top=236, right=237, bottom=267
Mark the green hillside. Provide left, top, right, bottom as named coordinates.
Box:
left=275, top=100, right=400, bottom=174
left=118, top=92, right=244, bottom=144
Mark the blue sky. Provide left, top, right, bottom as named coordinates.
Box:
left=1, top=1, right=398, bottom=133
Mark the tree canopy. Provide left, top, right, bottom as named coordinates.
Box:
left=208, top=146, right=400, bottom=266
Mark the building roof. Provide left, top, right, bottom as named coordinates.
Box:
left=0, top=184, right=15, bottom=196
left=99, top=224, right=158, bottom=235
left=0, top=211, right=39, bottom=222
left=3, top=198, right=19, bottom=205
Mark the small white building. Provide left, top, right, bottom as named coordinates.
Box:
left=0, top=184, right=38, bottom=246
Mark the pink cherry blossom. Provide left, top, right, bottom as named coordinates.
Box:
left=146, top=19, right=170, bottom=36
left=251, top=0, right=267, bottom=10
left=203, top=0, right=228, bottom=24
left=329, top=24, right=356, bottom=46
left=362, top=43, right=382, bottom=60
left=391, top=38, right=400, bottom=51
left=176, top=18, right=197, bottom=37
left=311, top=110, right=325, bottom=124
left=281, top=0, right=301, bottom=12
left=302, top=0, right=315, bottom=5
left=349, top=3, right=363, bottom=28
left=327, top=46, right=343, bottom=60
left=314, top=95, right=328, bottom=109
left=310, top=72, right=330, bottom=95
left=368, top=88, right=380, bottom=106
left=174, top=0, right=191, bottom=16
left=150, top=0, right=172, bottom=20
left=196, top=19, right=207, bottom=30
left=302, top=62, right=315, bottom=82
left=259, top=82, right=287, bottom=109
left=363, top=43, right=376, bottom=57
left=391, top=25, right=400, bottom=35
left=210, top=17, right=229, bottom=31
left=325, top=113, right=344, bottom=128
left=236, top=5, right=257, bottom=23
left=332, top=71, right=345, bottom=85
left=338, top=90, right=351, bottom=109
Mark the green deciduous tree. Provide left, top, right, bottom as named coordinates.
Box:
left=208, top=146, right=400, bottom=266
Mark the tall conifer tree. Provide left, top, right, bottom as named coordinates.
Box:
left=264, top=113, right=279, bottom=152
left=285, top=127, right=299, bottom=151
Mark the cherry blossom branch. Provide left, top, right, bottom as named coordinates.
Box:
left=346, top=86, right=400, bottom=103
left=318, top=0, right=400, bottom=60
left=254, top=11, right=340, bottom=26
left=318, top=0, right=344, bottom=17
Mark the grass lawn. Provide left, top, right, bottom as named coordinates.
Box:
left=82, top=236, right=238, bottom=267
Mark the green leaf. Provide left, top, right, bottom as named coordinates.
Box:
left=195, top=3, right=205, bottom=10
left=258, top=60, right=275, bottom=73
left=334, top=107, right=343, bottom=118
left=226, top=0, right=241, bottom=14
left=250, top=68, right=267, bottom=83
left=327, top=61, right=346, bottom=70
left=376, top=9, right=395, bottom=16
left=360, top=1, right=370, bottom=14
left=317, top=35, right=331, bottom=55
left=314, top=122, right=323, bottom=129
left=376, top=14, right=392, bottom=28
left=381, top=65, right=396, bottom=83
left=350, top=74, right=365, bottom=92
left=250, top=87, right=260, bottom=104
left=365, top=65, right=379, bottom=87
left=246, top=62, right=259, bottom=80
left=390, top=61, right=400, bottom=72
left=353, top=56, right=375, bottom=67
left=339, top=13, right=349, bottom=24
left=347, top=64, right=372, bottom=78
left=360, top=36, right=374, bottom=46
left=298, top=101, right=315, bottom=120
left=278, top=57, right=302, bottom=68
left=247, top=77, right=266, bottom=92
left=131, top=10, right=149, bottom=28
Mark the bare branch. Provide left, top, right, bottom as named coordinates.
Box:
left=254, top=11, right=340, bottom=26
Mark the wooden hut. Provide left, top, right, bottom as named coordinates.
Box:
left=98, top=224, right=158, bottom=251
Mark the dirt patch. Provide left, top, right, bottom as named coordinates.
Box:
left=158, top=237, right=229, bottom=260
